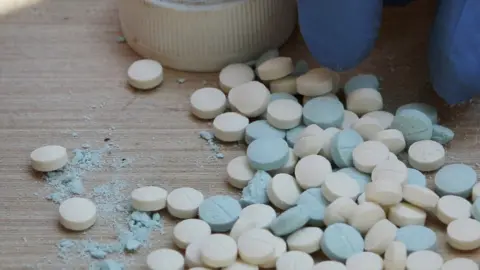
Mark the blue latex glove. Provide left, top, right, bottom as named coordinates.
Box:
left=298, top=0, right=480, bottom=104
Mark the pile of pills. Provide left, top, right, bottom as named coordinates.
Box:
left=30, top=50, right=477, bottom=269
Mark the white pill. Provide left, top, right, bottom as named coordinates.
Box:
left=266, top=99, right=303, bottom=130
left=146, top=248, right=185, bottom=270
left=324, top=197, right=358, bottom=226
left=373, top=129, right=406, bottom=154
left=238, top=229, right=276, bottom=265
left=352, top=141, right=390, bottom=173
left=230, top=218, right=257, bottom=241
left=226, top=156, right=255, bottom=189
left=30, top=145, right=68, bottom=172
left=363, top=111, right=394, bottom=129
left=365, top=179, right=403, bottom=206
left=348, top=202, right=386, bottom=234
left=185, top=241, right=205, bottom=268
left=446, top=218, right=480, bottom=251
left=219, top=63, right=255, bottom=93
left=276, top=251, right=314, bottom=270
left=387, top=152, right=398, bottom=161
left=436, top=195, right=472, bottom=225
left=319, top=127, right=341, bottom=160
left=271, top=148, right=298, bottom=175
left=406, top=250, right=443, bottom=270
left=267, top=173, right=301, bottom=210
left=166, top=187, right=204, bottom=219
left=131, top=186, right=168, bottom=212
left=257, top=57, right=294, bottom=81
left=346, top=252, right=383, bottom=270
left=384, top=241, right=407, bottom=270
left=353, top=117, right=384, bottom=140
left=190, top=87, right=227, bottom=120
left=371, top=159, right=408, bottom=185
left=127, top=59, right=163, bottom=90
left=286, top=227, right=323, bottom=254
left=228, top=81, right=270, bottom=118
left=297, top=68, right=333, bottom=96
left=403, top=185, right=439, bottom=211
left=472, top=182, right=480, bottom=202
left=293, top=135, right=325, bottom=159
left=59, top=197, right=96, bottom=231
left=322, top=172, right=360, bottom=202
left=297, top=124, right=324, bottom=139
left=388, top=202, right=427, bottom=227
left=294, top=154, right=332, bottom=189
left=364, top=219, right=397, bottom=254
left=213, top=112, right=249, bottom=142
left=442, top=258, right=479, bottom=270
left=342, top=110, right=360, bottom=129
left=357, top=192, right=367, bottom=204
left=270, top=76, right=297, bottom=94
left=408, top=140, right=445, bottom=172
left=223, top=260, right=259, bottom=270
left=201, top=234, right=238, bottom=268
left=173, top=219, right=211, bottom=249
left=346, top=88, right=383, bottom=115
left=259, top=236, right=287, bottom=268
left=313, top=261, right=347, bottom=270
left=239, top=204, right=277, bottom=229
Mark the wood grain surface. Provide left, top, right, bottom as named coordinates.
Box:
left=0, top=0, right=479, bottom=269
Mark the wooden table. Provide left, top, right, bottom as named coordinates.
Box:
left=1, top=0, right=479, bottom=269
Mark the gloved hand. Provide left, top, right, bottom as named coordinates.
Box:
left=297, top=0, right=480, bottom=104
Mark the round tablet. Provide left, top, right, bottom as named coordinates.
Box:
left=373, top=129, right=406, bottom=154
left=286, top=227, right=323, bottom=254
left=371, top=159, right=408, bottom=185
left=435, top=163, right=477, bottom=198
left=185, top=241, right=205, bottom=268
left=320, top=127, right=341, bottom=160
left=238, top=229, right=276, bottom=265
left=219, top=63, right=255, bottom=92
left=431, top=124, right=455, bottom=145
left=166, top=187, right=204, bottom=219
left=127, top=59, right=163, bottom=90
left=407, top=168, right=427, bottom=187
left=296, top=188, right=328, bottom=226
left=403, top=185, right=439, bottom=211
left=472, top=198, right=480, bottom=221
left=270, top=76, right=297, bottom=94
left=200, top=234, right=238, bottom=268
left=391, top=109, right=433, bottom=145
left=303, top=96, right=344, bottom=129
left=224, top=260, right=259, bottom=270
left=267, top=173, right=301, bottom=210
left=294, top=154, right=332, bottom=189
left=190, top=87, right=227, bottom=120
left=30, top=145, right=68, bottom=172
left=293, top=133, right=325, bottom=158
left=395, top=225, right=437, bottom=253
left=406, top=250, right=443, bottom=270
left=342, top=110, right=360, bottom=129
left=257, top=57, right=294, bottom=81
left=266, top=99, right=303, bottom=130
left=388, top=202, right=427, bottom=227
left=446, top=218, right=480, bottom=251
left=213, top=112, right=249, bottom=142
left=303, top=93, right=339, bottom=105
left=228, top=81, right=270, bottom=118
left=59, top=197, right=96, bottom=231
left=239, top=204, right=277, bottom=229
left=346, top=252, right=383, bottom=270
left=226, top=156, right=256, bottom=189
left=352, top=141, right=389, bottom=173
left=313, top=261, right=347, bottom=270
left=346, top=88, right=383, bottom=115
left=322, top=172, right=360, bottom=202
left=408, top=140, right=445, bottom=172
left=442, top=258, right=479, bottom=270
left=269, top=205, right=310, bottom=236
left=436, top=195, right=472, bottom=225
left=297, top=68, right=333, bottom=96
left=364, top=219, right=397, bottom=254
left=338, top=167, right=371, bottom=193
left=353, top=117, right=384, bottom=140
left=324, top=197, right=358, bottom=225
left=276, top=251, right=314, bottom=270
left=357, top=192, right=367, bottom=204
left=363, top=110, right=394, bottom=129
left=348, top=202, right=386, bottom=234
left=384, top=241, right=407, bottom=270
left=147, top=248, right=184, bottom=270
left=473, top=183, right=480, bottom=202
left=396, top=102, right=438, bottom=124
left=131, top=186, right=168, bottom=212
left=247, top=137, right=289, bottom=171
left=286, top=125, right=306, bottom=147
left=271, top=148, right=298, bottom=175
left=244, top=120, right=285, bottom=145
left=198, top=195, right=242, bottom=232
left=331, top=129, right=364, bottom=168
left=321, top=223, right=364, bottom=261
left=259, top=236, right=287, bottom=268
left=344, top=74, right=379, bottom=95
left=256, top=49, right=280, bottom=68
left=230, top=218, right=257, bottom=241
left=173, top=219, right=211, bottom=249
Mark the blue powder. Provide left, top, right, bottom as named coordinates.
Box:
left=240, top=171, right=271, bottom=207
left=199, top=131, right=223, bottom=159
left=92, top=178, right=130, bottom=217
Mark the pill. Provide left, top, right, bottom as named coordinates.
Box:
left=357, top=193, right=366, bottom=204
left=302, top=93, right=339, bottom=105
left=473, top=183, right=480, bottom=202
left=166, top=187, right=203, bottom=219
left=213, top=112, right=249, bottom=142
left=226, top=156, right=255, bottom=189
left=239, top=203, right=276, bottom=229
left=247, top=138, right=289, bottom=171
left=396, top=102, right=438, bottom=124
left=434, top=163, right=477, bottom=198
left=237, top=229, right=276, bottom=265
left=408, top=140, right=445, bottom=172
left=276, top=251, right=314, bottom=270
left=173, top=219, right=211, bottom=249
left=286, top=227, right=323, bottom=254
left=364, top=219, right=397, bottom=254
left=321, top=223, right=364, bottom=261
left=30, top=145, right=68, bottom=172
left=228, top=81, right=270, bottom=117
left=294, top=154, right=332, bottom=189
left=223, top=260, right=259, bottom=270
left=266, top=99, right=303, bottom=130
left=331, top=129, right=364, bottom=168
left=436, top=195, right=472, bottom=225
left=240, top=171, right=271, bottom=206
left=322, top=172, right=360, bottom=202
left=348, top=202, right=386, bottom=234
left=59, top=197, right=96, bottom=231
left=297, top=68, right=333, bottom=96
left=406, top=168, right=427, bottom=187
left=403, top=185, right=439, bottom=211
left=270, top=76, right=297, bottom=94
left=395, top=225, right=437, bottom=252
left=271, top=148, right=298, bottom=175
left=230, top=218, right=257, bottom=241
left=352, top=141, right=390, bottom=173
left=431, top=124, right=455, bottom=145
left=342, top=110, right=360, bottom=129
left=441, top=258, right=479, bottom=270
left=198, top=195, right=242, bottom=232
left=190, top=267, right=211, bottom=270
left=446, top=218, right=480, bottom=251
left=296, top=188, right=328, bottom=226
left=353, top=117, right=384, bottom=140
left=257, top=57, right=294, bottom=81
left=406, top=250, right=443, bottom=270
left=269, top=205, right=310, bottom=236
left=383, top=241, right=407, bottom=270
left=344, top=74, right=379, bottom=95
left=319, top=127, right=341, bottom=160
left=286, top=125, right=306, bottom=147
left=190, top=87, right=227, bottom=120
left=293, top=132, right=325, bottom=158
left=472, top=198, right=480, bottom=221
left=201, top=234, right=238, bottom=268
left=371, top=159, right=408, bottom=186
left=146, top=248, right=184, bottom=270
left=255, top=49, right=280, bottom=68
left=127, top=59, right=163, bottom=90
left=297, top=123, right=324, bottom=139
left=267, top=173, right=301, bottom=210
left=219, top=63, right=255, bottom=92
left=391, top=109, right=433, bottom=145
left=388, top=202, right=427, bottom=227
left=313, top=261, right=347, bottom=270
left=259, top=236, right=287, bottom=268
left=269, top=92, right=298, bottom=103
left=303, top=96, right=344, bottom=128
left=324, top=197, right=358, bottom=225
left=245, top=120, right=286, bottom=145
left=293, top=59, right=309, bottom=76
left=185, top=241, right=205, bottom=268
left=345, top=252, right=383, bottom=270
left=346, top=88, right=383, bottom=115
left=373, top=129, right=406, bottom=154
left=338, top=167, right=371, bottom=193
left=130, top=186, right=168, bottom=212
left=363, top=110, right=394, bottom=129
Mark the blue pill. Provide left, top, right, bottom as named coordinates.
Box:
left=391, top=109, right=433, bottom=145
left=320, top=223, right=364, bottom=262
left=431, top=124, right=455, bottom=145
left=247, top=137, right=289, bottom=171
left=286, top=125, right=306, bottom=147
left=395, top=225, right=437, bottom=253
left=198, top=195, right=242, bottom=233
left=270, top=92, right=298, bottom=103
left=269, top=205, right=310, bottom=236
left=344, top=74, right=380, bottom=95
left=331, top=129, right=364, bottom=168
left=245, top=120, right=286, bottom=144
left=434, top=163, right=477, bottom=198
left=240, top=170, right=271, bottom=207
left=337, top=167, right=371, bottom=193
left=303, top=96, right=344, bottom=129
left=396, top=103, right=438, bottom=124
left=296, top=188, right=328, bottom=226
left=407, top=168, right=427, bottom=187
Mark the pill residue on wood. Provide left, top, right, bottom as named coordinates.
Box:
left=199, top=130, right=224, bottom=160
